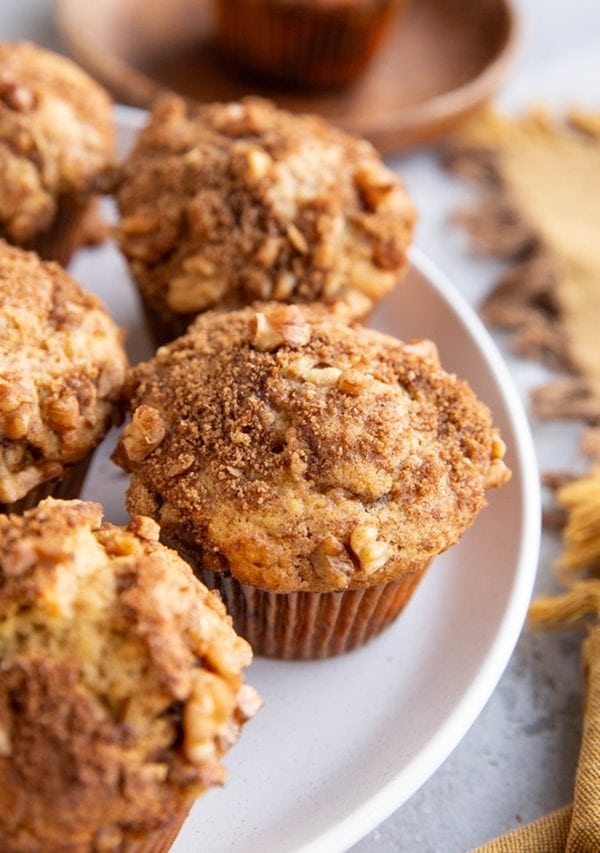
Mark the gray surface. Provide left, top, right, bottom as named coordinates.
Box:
left=1, top=1, right=599, bottom=850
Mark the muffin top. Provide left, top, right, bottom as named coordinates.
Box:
left=0, top=498, right=260, bottom=850
left=117, top=95, right=415, bottom=323
left=115, top=304, right=510, bottom=594
left=0, top=41, right=114, bottom=243
left=0, top=241, right=127, bottom=503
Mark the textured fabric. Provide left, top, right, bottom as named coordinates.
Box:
left=474, top=457, right=600, bottom=853
left=567, top=627, right=600, bottom=852
left=472, top=805, right=572, bottom=852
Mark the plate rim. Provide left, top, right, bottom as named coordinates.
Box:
left=57, top=0, right=517, bottom=153
left=111, top=108, right=541, bottom=852
left=298, top=248, right=541, bottom=853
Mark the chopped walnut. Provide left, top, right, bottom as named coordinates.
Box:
left=127, top=515, right=161, bottom=542
left=0, top=80, right=34, bottom=112
left=350, top=523, right=391, bottom=575
left=0, top=377, right=30, bottom=413
left=119, top=213, right=161, bottom=237
left=486, top=433, right=510, bottom=489
left=251, top=306, right=312, bottom=352
left=3, top=404, right=31, bottom=440
left=304, top=366, right=342, bottom=386
left=184, top=671, right=235, bottom=765
left=120, top=405, right=166, bottom=463
left=244, top=146, right=272, bottom=182
left=404, top=339, right=440, bottom=363
left=254, top=236, right=281, bottom=267
left=353, top=163, right=398, bottom=212
left=273, top=271, right=296, bottom=300
left=0, top=541, right=37, bottom=577
left=167, top=271, right=228, bottom=313
left=46, top=395, right=80, bottom=432
left=235, top=684, right=263, bottom=721
left=337, top=368, right=367, bottom=395
left=310, top=535, right=354, bottom=589
left=286, top=223, right=308, bottom=254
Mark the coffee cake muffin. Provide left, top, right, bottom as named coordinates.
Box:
left=214, top=0, right=404, bottom=88
left=114, top=303, right=510, bottom=659
left=116, top=95, right=415, bottom=343
left=0, top=241, right=127, bottom=513
left=0, top=498, right=260, bottom=851
left=0, top=41, right=114, bottom=265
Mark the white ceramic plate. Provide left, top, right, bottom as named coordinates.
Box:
left=69, top=108, right=540, bottom=853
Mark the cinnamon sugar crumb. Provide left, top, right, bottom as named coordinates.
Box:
left=0, top=241, right=127, bottom=502
left=0, top=41, right=114, bottom=243
left=116, top=95, right=415, bottom=334
left=116, top=304, right=510, bottom=594
left=0, top=497, right=259, bottom=849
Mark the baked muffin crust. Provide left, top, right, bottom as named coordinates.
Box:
left=116, top=95, right=415, bottom=324
left=0, top=241, right=127, bottom=503
left=115, top=304, right=510, bottom=594
left=0, top=498, right=259, bottom=851
left=0, top=41, right=114, bottom=244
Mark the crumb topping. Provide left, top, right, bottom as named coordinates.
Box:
left=0, top=242, right=127, bottom=502
left=0, top=41, right=114, bottom=243
left=116, top=95, right=415, bottom=325
left=115, top=304, right=510, bottom=593
left=0, top=498, right=259, bottom=849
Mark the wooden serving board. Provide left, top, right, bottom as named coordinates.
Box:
left=56, top=0, right=516, bottom=153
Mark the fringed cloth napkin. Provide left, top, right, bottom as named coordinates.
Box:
left=446, top=108, right=600, bottom=423
left=475, top=468, right=600, bottom=852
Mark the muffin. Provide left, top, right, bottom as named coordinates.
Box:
left=116, top=95, right=415, bottom=344
left=114, top=303, right=510, bottom=659
left=0, top=498, right=260, bottom=852
left=0, top=241, right=127, bottom=513
left=214, top=0, right=405, bottom=88
left=0, top=41, right=114, bottom=266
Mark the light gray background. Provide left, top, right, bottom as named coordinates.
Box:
left=1, top=1, right=599, bottom=850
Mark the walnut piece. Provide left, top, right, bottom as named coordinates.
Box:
left=350, top=523, right=391, bottom=575
left=184, top=670, right=235, bottom=768
left=120, top=405, right=166, bottom=463
left=251, top=306, right=312, bottom=352
left=310, top=535, right=354, bottom=589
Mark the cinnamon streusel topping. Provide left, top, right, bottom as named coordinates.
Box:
left=0, top=498, right=260, bottom=851
left=0, top=242, right=127, bottom=502
left=116, top=95, right=415, bottom=324
left=0, top=41, right=114, bottom=243
left=115, top=304, right=510, bottom=593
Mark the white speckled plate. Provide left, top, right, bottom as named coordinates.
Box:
left=70, top=108, right=540, bottom=853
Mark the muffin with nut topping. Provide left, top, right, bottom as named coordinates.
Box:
left=114, top=303, right=510, bottom=659
left=0, top=241, right=127, bottom=513
left=0, top=41, right=115, bottom=265
left=0, top=498, right=260, bottom=852
left=116, top=95, right=415, bottom=344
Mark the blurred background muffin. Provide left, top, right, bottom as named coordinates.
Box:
left=213, top=0, right=405, bottom=88
left=0, top=498, right=260, bottom=851
left=0, top=41, right=114, bottom=266
left=116, top=95, right=415, bottom=344
left=0, top=242, right=127, bottom=513
left=114, top=303, right=510, bottom=659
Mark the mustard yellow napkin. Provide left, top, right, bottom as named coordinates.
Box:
left=446, top=108, right=600, bottom=423
left=474, top=468, right=600, bottom=852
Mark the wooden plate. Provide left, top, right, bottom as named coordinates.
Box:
left=56, top=0, right=517, bottom=153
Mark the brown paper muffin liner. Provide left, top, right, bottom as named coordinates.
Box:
left=214, top=0, right=404, bottom=88
left=140, top=299, right=195, bottom=348
left=23, top=194, right=98, bottom=268
left=170, top=540, right=431, bottom=659
left=122, top=809, right=189, bottom=852
left=0, top=454, right=93, bottom=515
